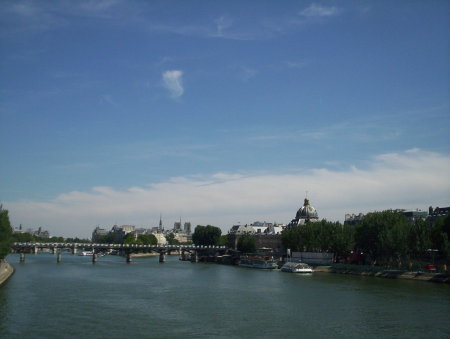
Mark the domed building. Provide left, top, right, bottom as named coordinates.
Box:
left=288, top=197, right=319, bottom=227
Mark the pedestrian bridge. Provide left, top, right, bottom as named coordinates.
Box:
left=12, top=242, right=228, bottom=263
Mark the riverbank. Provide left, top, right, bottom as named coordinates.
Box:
left=130, top=252, right=180, bottom=258
left=0, top=260, right=14, bottom=286
left=130, top=252, right=159, bottom=258
left=313, top=265, right=450, bottom=283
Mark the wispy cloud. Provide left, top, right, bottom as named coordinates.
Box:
left=284, top=60, right=309, bottom=69
left=162, top=70, right=184, bottom=98
left=5, top=149, right=449, bottom=237
left=1, top=2, right=344, bottom=40
left=100, top=94, right=117, bottom=107
left=240, top=66, right=258, bottom=82
left=213, top=15, right=233, bottom=38
left=80, top=0, right=121, bottom=12
left=299, top=3, right=340, bottom=18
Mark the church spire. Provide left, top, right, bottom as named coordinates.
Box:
left=159, top=214, right=163, bottom=232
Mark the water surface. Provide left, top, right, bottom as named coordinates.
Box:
left=1, top=253, right=448, bottom=338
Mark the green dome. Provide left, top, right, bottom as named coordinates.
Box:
left=295, top=198, right=318, bottom=220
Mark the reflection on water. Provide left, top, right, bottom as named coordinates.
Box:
left=1, top=253, right=449, bottom=338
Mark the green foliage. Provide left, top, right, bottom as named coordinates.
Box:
left=139, top=234, right=157, bottom=245
left=330, top=223, right=355, bottom=258
left=408, top=219, right=431, bottom=260
left=282, top=220, right=354, bottom=258
left=124, top=233, right=158, bottom=245
left=192, top=225, right=222, bottom=246
left=0, top=206, right=13, bottom=259
left=237, top=234, right=256, bottom=253
left=281, top=227, right=303, bottom=252
left=12, top=232, right=91, bottom=243
left=431, top=215, right=449, bottom=259
left=65, top=237, right=90, bottom=243
left=281, top=210, right=449, bottom=266
left=11, top=232, right=34, bottom=243
left=165, top=233, right=180, bottom=245
left=123, top=233, right=136, bottom=244
left=218, top=235, right=228, bottom=246
left=355, top=210, right=409, bottom=264
left=95, top=233, right=116, bottom=244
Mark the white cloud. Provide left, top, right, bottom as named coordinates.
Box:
left=214, top=15, right=233, bottom=37
left=162, top=70, right=184, bottom=98
left=4, top=149, right=450, bottom=238
left=299, top=4, right=340, bottom=18
left=80, top=0, right=121, bottom=12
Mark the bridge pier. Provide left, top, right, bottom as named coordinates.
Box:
left=51, top=247, right=57, bottom=255
left=159, top=252, right=165, bottom=263
left=20, top=252, right=25, bottom=263
left=33, top=247, right=38, bottom=254
left=57, top=251, right=62, bottom=263
left=191, top=251, right=198, bottom=263
left=92, top=252, right=97, bottom=263
left=126, top=253, right=132, bottom=263
left=180, top=250, right=186, bottom=261
left=71, top=247, right=77, bottom=255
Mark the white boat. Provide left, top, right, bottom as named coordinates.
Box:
left=239, top=256, right=278, bottom=269
left=78, top=251, right=93, bottom=256
left=280, top=262, right=313, bottom=273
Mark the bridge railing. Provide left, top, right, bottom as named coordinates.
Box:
left=12, top=242, right=228, bottom=251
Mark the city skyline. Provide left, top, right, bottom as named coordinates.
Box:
left=1, top=1, right=449, bottom=237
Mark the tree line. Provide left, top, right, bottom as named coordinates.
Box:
left=282, top=210, right=449, bottom=267
left=0, top=206, right=12, bottom=259
left=2, top=206, right=449, bottom=267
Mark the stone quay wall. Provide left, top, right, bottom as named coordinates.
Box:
left=0, top=259, right=14, bottom=287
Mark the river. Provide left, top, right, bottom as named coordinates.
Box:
left=0, top=253, right=448, bottom=338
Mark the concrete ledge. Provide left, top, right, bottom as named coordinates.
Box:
left=313, top=265, right=450, bottom=283
left=0, top=260, right=14, bottom=287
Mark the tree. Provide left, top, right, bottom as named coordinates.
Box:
left=165, top=233, right=180, bottom=245
left=0, top=206, right=13, bottom=259
left=96, top=233, right=116, bottom=244
left=431, top=214, right=450, bottom=261
left=330, top=222, right=355, bottom=260
left=192, top=225, right=222, bottom=246
left=11, top=232, right=34, bottom=243
left=139, top=234, right=157, bottom=245
left=218, top=235, right=228, bottom=246
left=282, top=219, right=353, bottom=256
left=124, top=232, right=139, bottom=245
left=282, top=226, right=303, bottom=252
left=237, top=234, right=256, bottom=253
left=408, top=219, right=431, bottom=262
left=355, top=210, right=409, bottom=265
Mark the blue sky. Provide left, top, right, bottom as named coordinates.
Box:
left=1, top=1, right=449, bottom=237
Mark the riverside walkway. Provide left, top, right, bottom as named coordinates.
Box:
left=11, top=242, right=228, bottom=263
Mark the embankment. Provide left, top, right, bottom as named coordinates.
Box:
left=0, top=260, right=14, bottom=287
left=313, top=265, right=449, bottom=283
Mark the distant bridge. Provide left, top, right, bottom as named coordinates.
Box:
left=11, top=242, right=229, bottom=263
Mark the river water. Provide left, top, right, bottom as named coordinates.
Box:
left=0, top=253, right=448, bottom=339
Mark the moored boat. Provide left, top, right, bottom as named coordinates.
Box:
left=239, top=256, right=278, bottom=269
left=280, top=262, right=313, bottom=273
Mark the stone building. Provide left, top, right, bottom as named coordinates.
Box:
left=427, top=205, right=450, bottom=224
left=286, top=197, right=319, bottom=227
left=92, top=226, right=109, bottom=242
